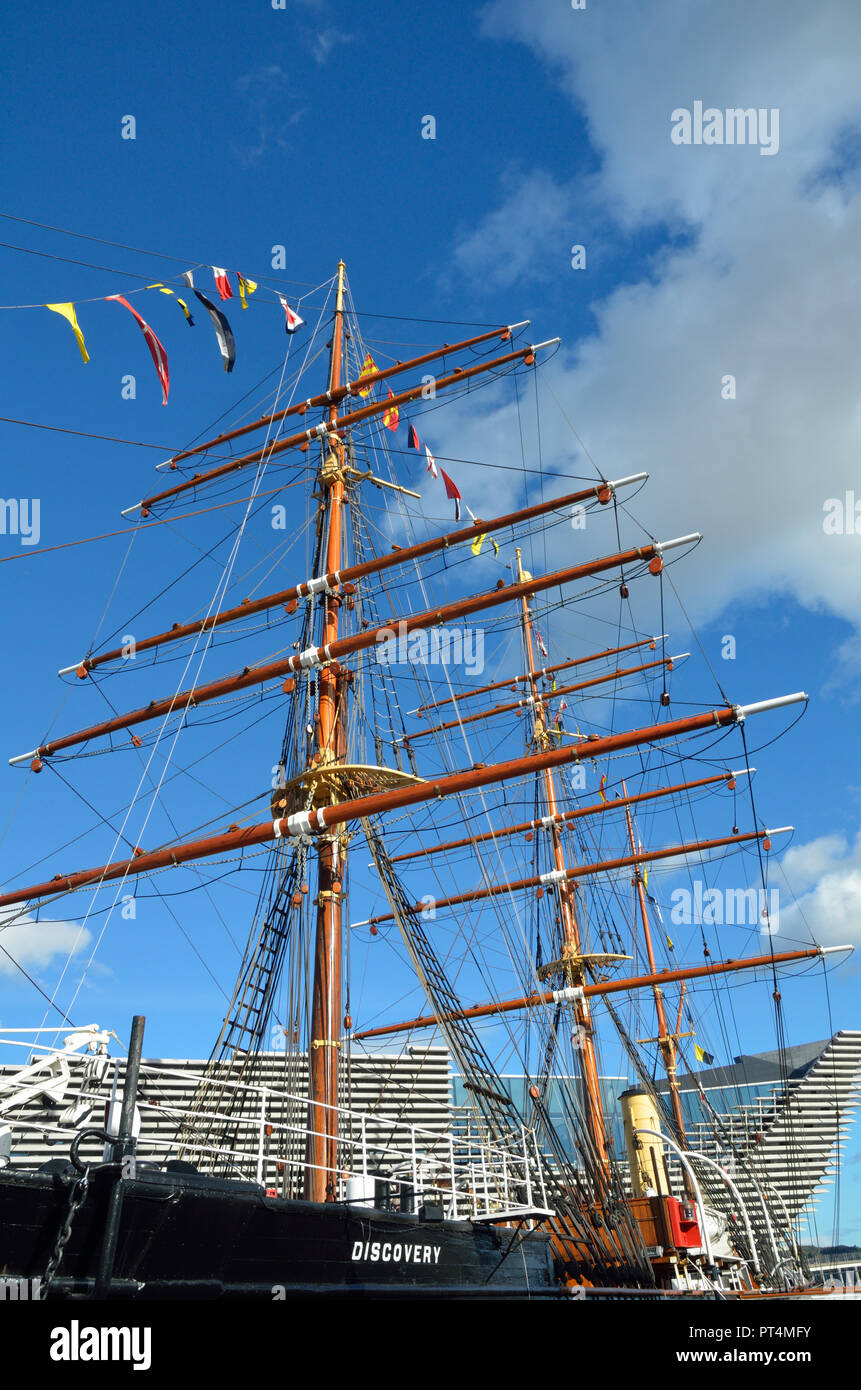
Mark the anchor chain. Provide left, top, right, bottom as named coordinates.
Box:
left=41, top=1126, right=111, bottom=1299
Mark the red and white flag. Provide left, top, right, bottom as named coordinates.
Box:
left=424, top=445, right=438, bottom=478
left=279, top=296, right=305, bottom=334
left=212, top=267, right=233, bottom=301
left=106, top=294, right=169, bottom=405
left=536, top=630, right=549, bottom=658
left=440, top=469, right=461, bottom=521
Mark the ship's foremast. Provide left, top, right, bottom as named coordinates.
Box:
left=306, top=260, right=348, bottom=1201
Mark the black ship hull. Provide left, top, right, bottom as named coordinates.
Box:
left=0, top=1166, right=561, bottom=1300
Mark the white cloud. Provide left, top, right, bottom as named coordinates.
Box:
left=231, top=65, right=306, bottom=166
left=452, top=169, right=576, bottom=290
left=777, top=828, right=861, bottom=948
left=448, top=2, right=861, bottom=637
left=312, top=28, right=354, bottom=65
left=0, top=909, right=91, bottom=979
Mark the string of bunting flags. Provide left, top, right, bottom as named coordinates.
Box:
left=40, top=266, right=305, bottom=404
left=355, top=351, right=501, bottom=557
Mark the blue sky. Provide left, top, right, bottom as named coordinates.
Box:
left=1, top=0, right=860, bottom=1242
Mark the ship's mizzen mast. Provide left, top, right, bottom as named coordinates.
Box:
left=622, top=790, right=686, bottom=1144
left=306, top=259, right=347, bottom=1202
left=514, top=547, right=609, bottom=1169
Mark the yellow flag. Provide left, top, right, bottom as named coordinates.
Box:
left=237, top=274, right=258, bottom=309
left=665, top=933, right=674, bottom=951
left=694, top=1043, right=714, bottom=1064
left=356, top=352, right=378, bottom=397
left=46, top=302, right=89, bottom=363
left=643, top=865, right=648, bottom=891
left=470, top=534, right=499, bottom=557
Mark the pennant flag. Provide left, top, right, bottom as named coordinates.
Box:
left=278, top=296, right=304, bottom=334
left=147, top=283, right=194, bottom=326
left=407, top=423, right=420, bottom=450
left=425, top=445, right=438, bottom=479
left=643, top=865, right=649, bottom=891
left=598, top=775, right=607, bottom=803
left=694, top=1044, right=715, bottom=1065
left=665, top=933, right=674, bottom=950
left=181, top=270, right=195, bottom=288
left=356, top=353, right=378, bottom=397
left=536, top=630, right=549, bottom=658
left=45, top=302, right=89, bottom=364
left=191, top=290, right=236, bottom=373
left=551, top=676, right=557, bottom=692
left=106, top=295, right=169, bottom=405
left=212, top=267, right=233, bottom=301
left=237, top=273, right=258, bottom=310
left=383, top=387, right=400, bottom=432
left=440, top=469, right=461, bottom=521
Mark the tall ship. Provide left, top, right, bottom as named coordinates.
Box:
left=0, top=260, right=854, bottom=1299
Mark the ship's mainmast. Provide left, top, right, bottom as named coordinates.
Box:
left=514, top=548, right=609, bottom=1172
left=306, top=261, right=348, bottom=1200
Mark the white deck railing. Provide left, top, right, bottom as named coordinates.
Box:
left=0, top=1035, right=553, bottom=1224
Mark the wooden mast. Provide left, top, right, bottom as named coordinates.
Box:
left=514, top=547, right=609, bottom=1170
left=305, top=260, right=348, bottom=1201
left=622, top=790, right=687, bottom=1143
